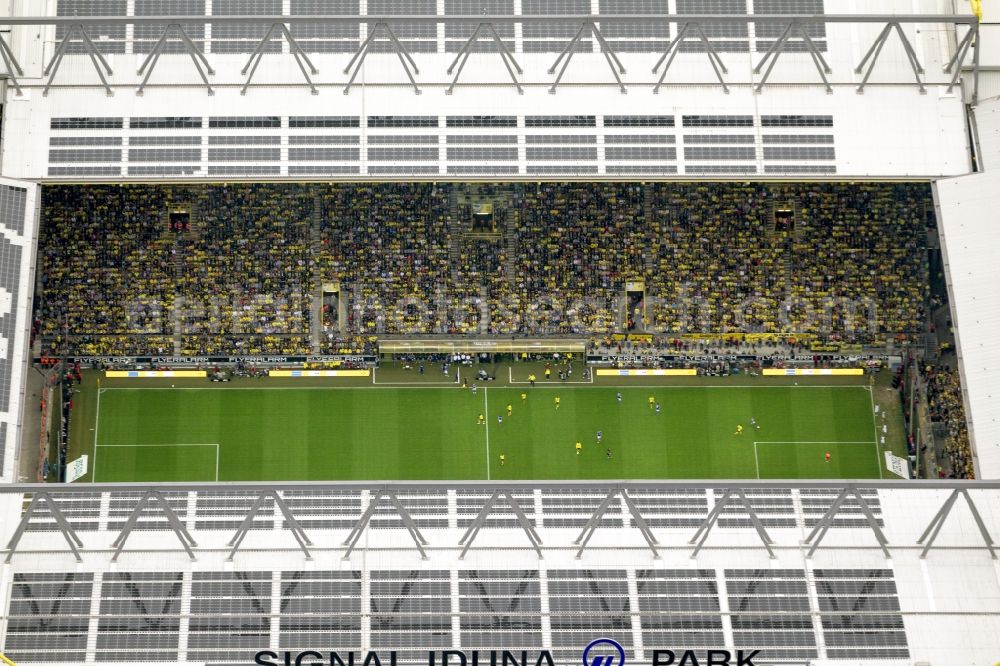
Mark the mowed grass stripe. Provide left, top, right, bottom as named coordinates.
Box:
left=92, top=386, right=880, bottom=482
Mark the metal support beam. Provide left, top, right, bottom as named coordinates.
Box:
left=753, top=21, right=832, bottom=94
left=9, top=14, right=976, bottom=95
left=754, top=21, right=795, bottom=77
left=227, top=490, right=312, bottom=560
left=972, top=24, right=980, bottom=104
left=110, top=490, right=197, bottom=562
left=856, top=22, right=925, bottom=94
left=918, top=488, right=997, bottom=559
left=943, top=26, right=975, bottom=94
left=241, top=22, right=318, bottom=95
left=386, top=491, right=429, bottom=559
left=5, top=492, right=83, bottom=563
left=690, top=488, right=775, bottom=559
left=620, top=488, right=660, bottom=553
left=652, top=22, right=728, bottom=94
left=458, top=490, right=542, bottom=559
left=0, top=33, right=24, bottom=96
left=803, top=487, right=890, bottom=559
left=43, top=23, right=114, bottom=96
left=574, top=488, right=659, bottom=559
left=343, top=489, right=428, bottom=560
left=137, top=23, right=214, bottom=95
left=548, top=21, right=626, bottom=94
left=446, top=22, right=523, bottom=95
left=344, top=22, right=420, bottom=95
left=797, top=22, right=833, bottom=93
left=0, top=15, right=982, bottom=28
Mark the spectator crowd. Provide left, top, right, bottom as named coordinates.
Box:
left=38, top=182, right=931, bottom=357
left=923, top=364, right=974, bottom=479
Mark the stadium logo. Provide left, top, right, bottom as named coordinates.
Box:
left=583, top=639, right=626, bottom=666
left=582, top=639, right=761, bottom=666
left=253, top=645, right=760, bottom=666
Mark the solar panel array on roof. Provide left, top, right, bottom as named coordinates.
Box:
left=189, top=572, right=272, bottom=663
left=637, top=569, right=724, bottom=652
left=5, top=573, right=94, bottom=663
left=599, top=0, right=670, bottom=52
left=2, top=566, right=911, bottom=663
left=211, top=0, right=282, bottom=53
left=97, top=572, right=183, bottom=661
left=280, top=571, right=363, bottom=653
left=371, top=570, right=452, bottom=663
left=815, top=569, right=909, bottom=659
left=368, top=0, right=437, bottom=52
left=0, top=237, right=24, bottom=418
left=43, top=114, right=839, bottom=177
left=755, top=0, right=827, bottom=52
left=291, top=0, right=361, bottom=52
left=0, top=182, right=28, bottom=476
left=522, top=0, right=593, bottom=53
left=55, top=0, right=127, bottom=53
left=445, top=0, right=516, bottom=52
left=676, top=0, right=749, bottom=51
left=459, top=570, right=544, bottom=652
left=134, top=0, right=206, bottom=53
left=726, top=569, right=818, bottom=661
left=548, top=570, right=632, bottom=663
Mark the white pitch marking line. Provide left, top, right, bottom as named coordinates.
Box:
left=752, top=440, right=878, bottom=479
left=368, top=381, right=462, bottom=385
left=371, top=365, right=459, bottom=386
left=92, top=386, right=102, bottom=481
left=483, top=387, right=491, bottom=480
left=507, top=364, right=593, bottom=385
left=868, top=386, right=884, bottom=480
left=100, top=383, right=873, bottom=391
left=95, top=443, right=220, bottom=446
left=754, top=440, right=761, bottom=479
left=752, top=441, right=875, bottom=444
left=95, top=443, right=220, bottom=481
left=508, top=377, right=593, bottom=385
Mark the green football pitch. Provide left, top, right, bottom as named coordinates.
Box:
left=85, top=383, right=886, bottom=482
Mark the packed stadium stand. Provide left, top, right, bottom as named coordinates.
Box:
left=36, top=182, right=932, bottom=355
left=0, top=0, right=998, bottom=665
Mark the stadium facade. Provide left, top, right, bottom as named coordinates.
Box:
left=0, top=1, right=999, bottom=665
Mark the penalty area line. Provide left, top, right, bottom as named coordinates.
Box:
left=752, top=440, right=878, bottom=480
left=868, top=386, right=884, bottom=480
left=92, top=386, right=102, bottom=481
left=94, top=443, right=220, bottom=482
left=507, top=365, right=594, bottom=384
left=371, top=365, right=462, bottom=386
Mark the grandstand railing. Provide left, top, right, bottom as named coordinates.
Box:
left=1, top=480, right=995, bottom=564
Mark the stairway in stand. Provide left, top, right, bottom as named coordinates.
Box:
left=643, top=183, right=657, bottom=275
left=448, top=186, right=464, bottom=264
left=310, top=195, right=325, bottom=354
left=504, top=207, right=519, bottom=282
left=171, top=240, right=185, bottom=356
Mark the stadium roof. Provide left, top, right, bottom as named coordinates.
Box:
left=935, top=172, right=1000, bottom=479
left=0, top=179, right=37, bottom=484
left=0, top=480, right=998, bottom=665
left=0, top=1, right=983, bottom=180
